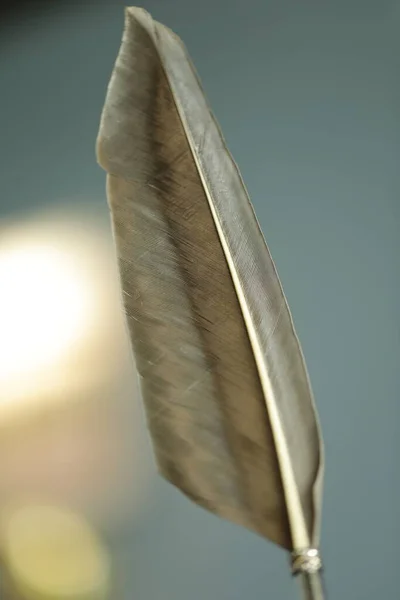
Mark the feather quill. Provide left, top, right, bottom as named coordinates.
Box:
left=97, top=6, right=324, bottom=596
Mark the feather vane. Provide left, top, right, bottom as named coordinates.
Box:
left=97, top=6, right=324, bottom=554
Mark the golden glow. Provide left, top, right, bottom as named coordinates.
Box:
left=0, top=244, right=91, bottom=384
left=0, top=215, right=124, bottom=408
left=2, top=504, right=111, bottom=600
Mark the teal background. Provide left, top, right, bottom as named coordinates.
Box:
left=1, top=1, right=399, bottom=598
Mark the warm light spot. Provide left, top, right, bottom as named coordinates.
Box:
left=0, top=215, right=123, bottom=409
left=2, top=504, right=111, bottom=600
left=0, top=244, right=90, bottom=385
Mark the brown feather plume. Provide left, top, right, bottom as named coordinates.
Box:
left=96, top=7, right=323, bottom=553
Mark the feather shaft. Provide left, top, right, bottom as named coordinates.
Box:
left=97, top=6, right=325, bottom=598
left=299, top=573, right=326, bottom=600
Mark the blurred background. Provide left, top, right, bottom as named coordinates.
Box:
left=0, top=1, right=399, bottom=599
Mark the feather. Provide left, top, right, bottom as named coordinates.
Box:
left=97, top=6, right=324, bottom=558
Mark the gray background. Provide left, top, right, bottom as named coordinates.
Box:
left=1, top=1, right=399, bottom=598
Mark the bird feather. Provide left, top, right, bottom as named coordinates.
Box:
left=96, top=6, right=324, bottom=553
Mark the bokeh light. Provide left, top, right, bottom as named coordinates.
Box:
left=0, top=213, right=122, bottom=411
left=0, top=243, right=92, bottom=386
left=1, top=504, right=111, bottom=600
